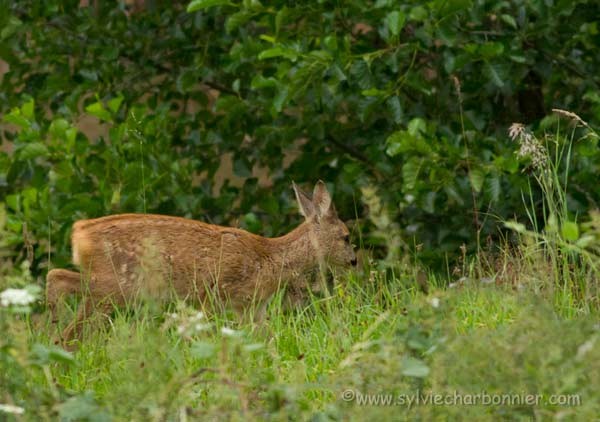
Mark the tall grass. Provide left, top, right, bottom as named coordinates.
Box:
left=2, top=257, right=600, bottom=420
left=505, top=111, right=600, bottom=316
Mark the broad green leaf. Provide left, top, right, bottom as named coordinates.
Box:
left=409, top=6, right=428, bottom=21
left=31, top=343, right=74, bottom=365
left=501, top=14, right=517, bottom=28
left=85, top=101, right=112, bottom=122
left=385, top=131, right=405, bottom=157
left=561, top=221, right=579, bottom=241
left=3, top=110, right=30, bottom=129
left=187, top=0, right=231, bottom=12
left=402, top=159, right=422, bottom=190
left=479, top=42, right=504, bottom=59
left=49, top=118, right=70, bottom=138
left=484, top=62, right=505, bottom=88
left=350, top=59, right=371, bottom=89
left=384, top=11, right=406, bottom=36
left=21, top=98, right=35, bottom=119
left=486, top=174, right=501, bottom=202
left=272, top=86, right=288, bottom=113
left=407, top=118, right=427, bottom=136
left=258, top=47, right=297, bottom=61
left=0, top=16, right=22, bottom=40
left=387, top=95, right=403, bottom=124
left=468, top=168, right=485, bottom=193
left=107, top=95, right=124, bottom=113
left=19, top=143, right=48, bottom=160
left=250, top=74, right=278, bottom=89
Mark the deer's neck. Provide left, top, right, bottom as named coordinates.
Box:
left=266, top=222, right=319, bottom=281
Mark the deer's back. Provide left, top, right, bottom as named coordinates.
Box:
left=72, top=214, right=271, bottom=302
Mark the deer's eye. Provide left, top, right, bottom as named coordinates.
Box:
left=343, top=235, right=350, bottom=243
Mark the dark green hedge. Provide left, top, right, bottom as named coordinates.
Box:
left=1, top=0, right=599, bottom=273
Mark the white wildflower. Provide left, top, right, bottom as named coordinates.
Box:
left=192, top=311, right=204, bottom=321
left=194, top=323, right=211, bottom=332
left=576, top=338, right=596, bottom=360
left=0, top=404, right=25, bottom=415
left=221, top=327, right=238, bottom=336
left=508, top=123, right=547, bottom=170
left=0, top=288, right=36, bottom=307
left=428, top=297, right=440, bottom=308
left=508, top=123, right=525, bottom=141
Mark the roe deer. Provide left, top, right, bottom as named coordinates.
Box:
left=47, top=181, right=357, bottom=342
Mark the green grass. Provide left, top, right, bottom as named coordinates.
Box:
left=2, top=258, right=599, bottom=421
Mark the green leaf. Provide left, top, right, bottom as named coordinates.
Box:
left=385, top=131, right=405, bottom=157
left=258, top=47, right=297, bottom=61
left=272, top=86, right=289, bottom=113
left=361, top=88, right=387, bottom=97
left=409, top=6, right=428, bottom=21
left=187, top=0, right=231, bottom=12
left=387, top=95, right=403, bottom=124
left=0, top=16, right=22, bottom=40
left=350, top=59, right=371, bottom=89
left=21, top=98, right=35, bottom=120
left=486, top=174, right=501, bottom=202
left=484, top=62, right=505, bottom=88
left=504, top=221, right=526, bottom=233
left=401, top=357, right=430, bottom=378
left=500, top=14, right=517, bottom=28
left=243, top=212, right=261, bottom=233
left=58, top=393, right=110, bottom=422
left=250, top=75, right=278, bottom=89
left=19, top=143, right=48, bottom=160
left=226, top=11, right=251, bottom=33
left=31, top=343, right=74, bottom=365
left=468, top=168, right=485, bottom=193
left=85, top=101, right=112, bottom=122
left=479, top=42, right=504, bottom=59
left=258, top=47, right=283, bottom=59
left=3, top=110, right=30, bottom=129
left=402, top=158, right=422, bottom=190
left=384, top=11, right=406, bottom=37
left=561, top=221, right=579, bottom=241
left=407, top=118, right=427, bottom=136
left=107, top=95, right=124, bottom=114
left=49, top=118, right=70, bottom=138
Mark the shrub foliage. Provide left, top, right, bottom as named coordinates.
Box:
left=1, top=0, right=600, bottom=273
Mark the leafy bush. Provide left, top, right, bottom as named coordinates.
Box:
left=1, top=0, right=600, bottom=275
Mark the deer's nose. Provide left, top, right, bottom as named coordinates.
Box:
left=351, top=257, right=358, bottom=266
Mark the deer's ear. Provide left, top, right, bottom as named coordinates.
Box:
left=293, top=182, right=315, bottom=219
left=312, top=180, right=335, bottom=218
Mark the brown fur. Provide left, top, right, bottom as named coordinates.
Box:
left=47, top=181, right=357, bottom=342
